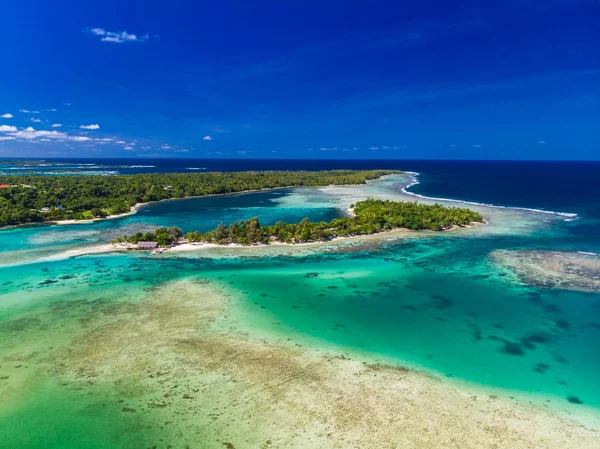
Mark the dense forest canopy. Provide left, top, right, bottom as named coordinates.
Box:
left=0, top=170, right=399, bottom=227
left=114, top=199, right=484, bottom=246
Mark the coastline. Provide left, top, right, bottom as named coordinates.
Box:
left=52, top=203, right=144, bottom=225
left=56, top=221, right=483, bottom=259
left=44, top=179, right=399, bottom=227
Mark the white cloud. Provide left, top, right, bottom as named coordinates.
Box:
left=472, top=144, right=481, bottom=148
left=537, top=140, right=547, bottom=144
left=1, top=113, right=13, bottom=119
left=0, top=125, right=17, bottom=132
left=115, top=140, right=126, bottom=144
left=123, top=146, right=134, bottom=150
left=19, top=109, right=40, bottom=114
left=80, top=124, right=100, bottom=130
left=88, top=28, right=149, bottom=44
left=30, top=118, right=42, bottom=123
left=202, top=135, right=213, bottom=141
left=161, top=144, right=171, bottom=149
left=44, top=108, right=57, bottom=112
left=369, top=146, right=379, bottom=150
left=51, top=124, right=62, bottom=127
left=5, top=126, right=91, bottom=142
left=0, top=136, right=16, bottom=141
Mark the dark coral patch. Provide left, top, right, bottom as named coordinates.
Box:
left=502, top=341, right=525, bottom=356
left=428, top=295, right=454, bottom=310
left=520, top=333, right=548, bottom=350
left=533, top=363, right=550, bottom=374
left=39, top=279, right=58, bottom=285
left=543, top=304, right=563, bottom=314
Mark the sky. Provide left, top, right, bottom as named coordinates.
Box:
left=0, top=1, right=599, bottom=160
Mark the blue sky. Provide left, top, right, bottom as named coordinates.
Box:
left=0, top=1, right=598, bottom=159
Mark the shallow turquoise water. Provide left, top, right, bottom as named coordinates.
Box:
left=1, top=234, right=598, bottom=409
left=0, top=174, right=599, bottom=447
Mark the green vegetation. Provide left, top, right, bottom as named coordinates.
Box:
left=112, top=227, right=184, bottom=247
left=114, top=199, right=483, bottom=246
left=0, top=170, right=399, bottom=227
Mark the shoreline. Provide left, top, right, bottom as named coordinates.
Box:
left=17, top=179, right=398, bottom=229
left=166, top=221, right=482, bottom=253
left=53, top=221, right=487, bottom=258
left=52, top=186, right=299, bottom=226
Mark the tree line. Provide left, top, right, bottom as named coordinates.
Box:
left=113, top=199, right=484, bottom=246
left=0, top=170, right=399, bottom=227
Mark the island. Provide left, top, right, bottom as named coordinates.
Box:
left=0, top=170, right=399, bottom=227
left=111, top=198, right=484, bottom=248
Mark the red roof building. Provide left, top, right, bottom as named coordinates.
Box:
left=0, top=184, right=11, bottom=189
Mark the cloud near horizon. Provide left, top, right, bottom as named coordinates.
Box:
left=88, top=28, right=149, bottom=43
left=12, top=127, right=91, bottom=141
left=0, top=125, right=93, bottom=142
left=1, top=113, right=13, bottom=119
left=202, top=135, right=213, bottom=140
left=80, top=124, right=100, bottom=130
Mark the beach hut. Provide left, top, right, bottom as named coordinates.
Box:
left=137, top=241, right=158, bottom=250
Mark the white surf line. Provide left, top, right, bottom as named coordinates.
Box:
left=400, top=172, right=578, bottom=218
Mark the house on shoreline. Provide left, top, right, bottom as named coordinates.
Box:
left=136, top=241, right=158, bottom=250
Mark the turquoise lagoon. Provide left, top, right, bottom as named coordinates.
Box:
left=0, top=173, right=599, bottom=447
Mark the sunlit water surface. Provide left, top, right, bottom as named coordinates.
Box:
left=0, top=172, right=599, bottom=448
